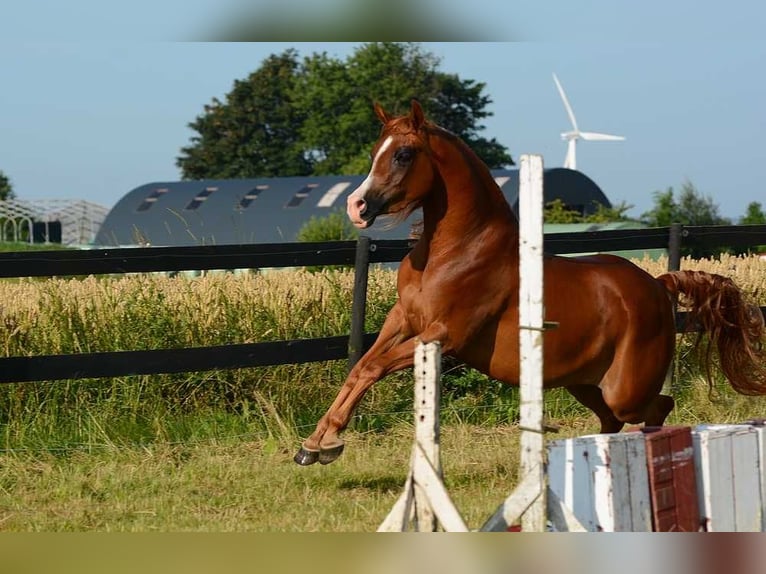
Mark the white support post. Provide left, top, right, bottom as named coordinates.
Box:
left=518, top=154, right=547, bottom=532
left=378, top=341, right=468, bottom=532
left=413, top=341, right=442, bottom=531
left=382, top=155, right=549, bottom=533
left=481, top=154, right=548, bottom=532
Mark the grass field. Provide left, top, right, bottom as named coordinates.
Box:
left=0, top=253, right=764, bottom=531
left=0, top=241, right=72, bottom=253
left=0, top=424, right=530, bottom=531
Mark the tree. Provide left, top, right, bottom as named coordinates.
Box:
left=641, top=180, right=730, bottom=228
left=641, top=187, right=677, bottom=228
left=296, top=209, right=359, bottom=272
left=296, top=209, right=359, bottom=243
left=0, top=170, right=15, bottom=200
left=738, top=201, right=766, bottom=254
left=297, top=43, right=514, bottom=174
left=740, top=201, right=766, bottom=225
left=641, top=180, right=731, bottom=258
left=544, top=199, right=582, bottom=223
left=428, top=72, right=512, bottom=169
left=292, top=51, right=358, bottom=175
left=582, top=201, right=633, bottom=223
left=294, top=43, right=444, bottom=174
left=177, top=50, right=311, bottom=179
left=544, top=199, right=633, bottom=224
left=177, top=43, right=513, bottom=180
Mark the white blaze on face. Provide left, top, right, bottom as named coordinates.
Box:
left=346, top=136, right=394, bottom=226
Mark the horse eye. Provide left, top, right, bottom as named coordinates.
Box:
left=393, top=147, right=415, bottom=165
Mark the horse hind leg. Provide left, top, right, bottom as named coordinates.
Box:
left=566, top=385, right=624, bottom=433
left=641, top=394, right=675, bottom=427
left=568, top=384, right=673, bottom=432
left=600, top=365, right=675, bottom=428
left=597, top=319, right=677, bottom=428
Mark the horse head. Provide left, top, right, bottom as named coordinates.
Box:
left=346, top=100, right=436, bottom=229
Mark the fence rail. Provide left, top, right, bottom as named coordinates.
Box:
left=0, top=223, right=765, bottom=384
left=0, top=242, right=360, bottom=277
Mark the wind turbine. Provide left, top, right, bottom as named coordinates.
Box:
left=552, top=73, right=625, bottom=170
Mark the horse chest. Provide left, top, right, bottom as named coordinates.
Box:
left=398, top=283, right=431, bottom=330
left=398, top=266, right=506, bottom=336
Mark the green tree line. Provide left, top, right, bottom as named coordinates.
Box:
left=176, top=42, right=513, bottom=180
left=543, top=179, right=765, bottom=257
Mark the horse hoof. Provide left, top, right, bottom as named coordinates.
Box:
left=319, top=443, right=345, bottom=465
left=293, top=446, right=320, bottom=466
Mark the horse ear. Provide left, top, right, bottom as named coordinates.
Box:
left=373, top=102, right=391, bottom=124
left=410, top=99, right=425, bottom=130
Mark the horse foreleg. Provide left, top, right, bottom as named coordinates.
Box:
left=295, top=342, right=418, bottom=465
left=294, top=303, right=418, bottom=466
left=319, top=337, right=425, bottom=464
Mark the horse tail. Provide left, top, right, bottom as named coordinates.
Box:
left=656, top=270, right=766, bottom=395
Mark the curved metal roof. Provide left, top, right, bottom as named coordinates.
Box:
left=94, top=168, right=611, bottom=247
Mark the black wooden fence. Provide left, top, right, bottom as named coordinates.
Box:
left=0, top=223, right=765, bottom=384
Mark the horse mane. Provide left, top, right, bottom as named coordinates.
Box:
left=399, top=121, right=516, bottom=240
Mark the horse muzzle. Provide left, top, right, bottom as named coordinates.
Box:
left=347, top=196, right=384, bottom=229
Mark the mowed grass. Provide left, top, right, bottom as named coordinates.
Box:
left=1, top=388, right=762, bottom=532
left=0, top=254, right=763, bottom=531
left=0, top=424, right=530, bottom=531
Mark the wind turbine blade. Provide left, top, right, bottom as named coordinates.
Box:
left=580, top=131, right=626, bottom=141
left=553, top=73, right=579, bottom=131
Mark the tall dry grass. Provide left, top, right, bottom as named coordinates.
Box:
left=0, top=268, right=412, bottom=449
left=633, top=252, right=766, bottom=296
left=0, top=254, right=763, bottom=450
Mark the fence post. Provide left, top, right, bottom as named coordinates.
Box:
left=348, top=235, right=371, bottom=371
left=413, top=341, right=442, bottom=531
left=664, top=223, right=683, bottom=394
left=667, top=222, right=683, bottom=272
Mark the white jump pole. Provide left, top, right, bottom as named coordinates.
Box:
left=518, top=154, right=547, bottom=532
left=481, top=153, right=547, bottom=531
left=381, top=154, right=548, bottom=532
left=378, top=341, right=468, bottom=532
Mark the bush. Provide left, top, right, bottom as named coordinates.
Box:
left=296, top=209, right=359, bottom=271
left=296, top=209, right=359, bottom=242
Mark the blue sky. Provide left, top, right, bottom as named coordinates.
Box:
left=1, top=2, right=765, bottom=220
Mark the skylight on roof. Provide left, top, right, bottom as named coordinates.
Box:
left=137, top=188, right=169, bottom=212
left=285, top=183, right=318, bottom=208
left=238, top=184, right=269, bottom=209
left=185, top=186, right=218, bottom=210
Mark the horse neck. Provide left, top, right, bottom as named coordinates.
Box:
left=421, top=131, right=518, bottom=247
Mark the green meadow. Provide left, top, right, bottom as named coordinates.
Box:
left=0, top=254, right=764, bottom=530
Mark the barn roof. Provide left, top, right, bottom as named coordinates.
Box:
left=94, top=168, right=611, bottom=247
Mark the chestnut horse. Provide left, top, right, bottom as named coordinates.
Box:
left=294, top=100, right=766, bottom=466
